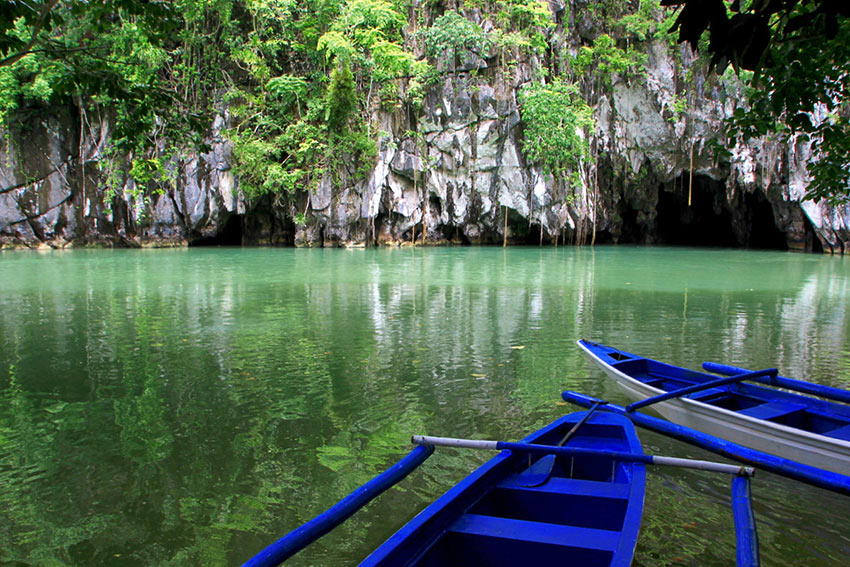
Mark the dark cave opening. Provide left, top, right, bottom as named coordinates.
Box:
left=743, top=191, right=788, bottom=250
left=656, top=177, right=738, bottom=247
left=617, top=206, right=641, bottom=244
left=525, top=223, right=546, bottom=245
left=655, top=175, right=787, bottom=250
left=190, top=214, right=244, bottom=246
left=506, top=207, right=545, bottom=244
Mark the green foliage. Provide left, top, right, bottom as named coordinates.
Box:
left=0, top=66, right=20, bottom=122
left=0, top=1, right=176, bottom=66
left=557, top=0, right=676, bottom=96
left=317, top=30, right=355, bottom=62
left=724, top=13, right=850, bottom=204
left=318, top=0, right=427, bottom=82
left=493, top=0, right=551, bottom=31
left=422, top=11, right=492, bottom=61
left=325, top=62, right=358, bottom=131
left=519, top=80, right=595, bottom=185
left=420, top=6, right=553, bottom=73
left=421, top=1, right=552, bottom=71
left=231, top=119, right=326, bottom=197
left=396, top=77, right=424, bottom=113
left=666, top=94, right=689, bottom=124
left=130, top=157, right=166, bottom=186
left=572, top=33, right=647, bottom=85
left=610, top=0, right=674, bottom=43
left=663, top=0, right=850, bottom=203
left=217, top=0, right=392, bottom=199
left=266, top=74, right=308, bottom=106
left=0, top=0, right=235, bottom=217
left=343, top=0, right=407, bottom=34
left=379, top=81, right=401, bottom=110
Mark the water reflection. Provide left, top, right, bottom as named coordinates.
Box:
left=0, top=247, right=848, bottom=566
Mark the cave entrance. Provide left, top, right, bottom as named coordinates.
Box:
left=190, top=214, right=244, bottom=246
left=506, top=208, right=558, bottom=245
left=617, top=206, right=642, bottom=244
left=743, top=191, right=787, bottom=250
left=505, top=207, right=532, bottom=244
left=656, top=175, right=786, bottom=250
left=657, top=176, right=738, bottom=247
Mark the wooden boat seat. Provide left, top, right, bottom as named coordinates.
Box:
left=736, top=402, right=806, bottom=421
left=497, top=477, right=630, bottom=499
left=447, top=513, right=621, bottom=553
left=824, top=424, right=850, bottom=441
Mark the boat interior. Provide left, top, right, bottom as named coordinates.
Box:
left=606, top=355, right=850, bottom=442
left=365, top=416, right=644, bottom=567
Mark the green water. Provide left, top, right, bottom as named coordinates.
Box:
left=1, top=247, right=849, bottom=566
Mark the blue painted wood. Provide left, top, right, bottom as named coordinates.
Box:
left=687, top=387, right=728, bottom=400
left=562, top=391, right=850, bottom=497
left=514, top=453, right=559, bottom=487
left=703, top=361, right=850, bottom=405
left=731, top=475, right=760, bottom=567
left=737, top=402, right=805, bottom=421
left=359, top=411, right=646, bottom=567
left=517, top=401, right=602, bottom=486
left=826, top=424, right=850, bottom=441
left=578, top=339, right=850, bottom=477
left=625, top=368, right=778, bottom=413
left=242, top=444, right=434, bottom=567
left=496, top=476, right=631, bottom=499
left=448, top=513, right=622, bottom=552
left=245, top=393, right=772, bottom=566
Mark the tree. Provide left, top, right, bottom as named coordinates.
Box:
left=325, top=61, right=357, bottom=132
left=661, top=0, right=850, bottom=204
left=0, top=1, right=175, bottom=67
left=519, top=80, right=594, bottom=185
left=0, top=1, right=189, bottom=146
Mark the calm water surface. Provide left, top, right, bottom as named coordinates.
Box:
left=1, top=246, right=849, bottom=566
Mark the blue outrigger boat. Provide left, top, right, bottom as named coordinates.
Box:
left=244, top=408, right=760, bottom=567
left=578, top=340, right=850, bottom=476
left=360, top=411, right=646, bottom=567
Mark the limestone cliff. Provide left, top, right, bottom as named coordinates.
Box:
left=2, top=7, right=849, bottom=252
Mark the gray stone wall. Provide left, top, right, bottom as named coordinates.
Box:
left=2, top=21, right=850, bottom=252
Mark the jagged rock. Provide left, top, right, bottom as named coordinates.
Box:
left=2, top=9, right=850, bottom=251
left=310, top=175, right=333, bottom=211
left=477, top=85, right=499, bottom=120
left=389, top=144, right=423, bottom=180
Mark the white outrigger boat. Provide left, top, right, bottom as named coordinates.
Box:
left=578, top=340, right=850, bottom=475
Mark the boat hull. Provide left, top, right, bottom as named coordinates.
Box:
left=578, top=340, right=850, bottom=475
left=359, top=411, right=645, bottom=567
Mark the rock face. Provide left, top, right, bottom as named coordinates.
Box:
left=0, top=109, right=244, bottom=248
left=2, top=18, right=850, bottom=252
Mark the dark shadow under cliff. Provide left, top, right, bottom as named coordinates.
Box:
left=606, top=174, right=789, bottom=250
